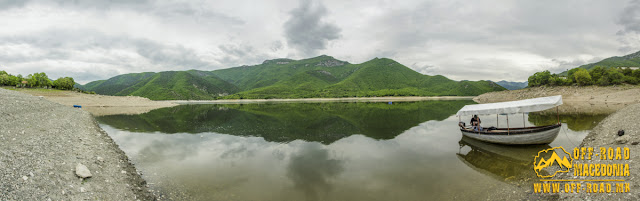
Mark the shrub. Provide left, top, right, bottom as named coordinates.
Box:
left=573, top=68, right=592, bottom=86
left=567, top=68, right=579, bottom=83
left=589, top=66, right=606, bottom=82
left=623, top=76, right=638, bottom=84
left=633, top=69, right=640, bottom=79
left=605, top=68, right=624, bottom=85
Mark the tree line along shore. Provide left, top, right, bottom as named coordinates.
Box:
left=0, top=71, right=78, bottom=91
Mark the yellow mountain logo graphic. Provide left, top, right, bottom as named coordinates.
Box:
left=534, top=147, right=573, bottom=178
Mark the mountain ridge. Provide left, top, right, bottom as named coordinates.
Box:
left=78, top=55, right=506, bottom=100
left=560, top=50, right=640, bottom=75
left=494, top=80, right=528, bottom=90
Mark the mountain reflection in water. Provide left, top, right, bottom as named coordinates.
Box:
left=96, top=100, right=599, bottom=200
left=96, top=100, right=474, bottom=143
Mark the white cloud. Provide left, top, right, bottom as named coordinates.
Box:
left=0, top=0, right=638, bottom=84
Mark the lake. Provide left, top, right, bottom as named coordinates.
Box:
left=95, top=101, right=608, bottom=200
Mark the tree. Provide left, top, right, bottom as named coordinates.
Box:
left=548, top=74, right=570, bottom=86
left=53, top=77, right=75, bottom=90
left=0, top=74, right=8, bottom=85
left=0, top=71, right=23, bottom=86
left=621, top=67, right=633, bottom=76
left=633, top=69, right=640, bottom=79
left=567, top=68, right=580, bottom=83
left=26, top=72, right=52, bottom=88
left=527, top=70, right=552, bottom=87
left=573, top=68, right=592, bottom=86
left=604, top=68, right=624, bottom=85
left=589, top=66, right=605, bottom=82
left=623, top=76, right=638, bottom=84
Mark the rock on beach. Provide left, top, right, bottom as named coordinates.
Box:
left=75, top=163, right=92, bottom=178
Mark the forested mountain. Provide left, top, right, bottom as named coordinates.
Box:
left=79, top=55, right=506, bottom=100
left=494, top=80, right=528, bottom=90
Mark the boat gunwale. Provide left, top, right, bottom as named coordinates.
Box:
left=459, top=124, right=561, bottom=136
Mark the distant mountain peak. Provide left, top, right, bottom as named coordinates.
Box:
left=493, top=80, right=528, bottom=90
left=261, top=58, right=295, bottom=65
left=79, top=55, right=506, bottom=100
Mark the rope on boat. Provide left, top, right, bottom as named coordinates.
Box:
left=562, top=124, right=578, bottom=148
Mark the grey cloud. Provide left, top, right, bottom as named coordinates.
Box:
left=217, top=43, right=271, bottom=66
left=284, top=0, right=341, bottom=57
left=411, top=63, right=438, bottom=75
left=616, top=0, right=640, bottom=53
left=618, top=0, right=640, bottom=35
left=133, top=40, right=211, bottom=69
left=383, top=1, right=620, bottom=57
left=0, top=29, right=212, bottom=69
left=0, top=0, right=149, bottom=10
left=0, top=0, right=27, bottom=10
left=270, top=41, right=284, bottom=52
left=0, top=29, right=224, bottom=83
left=1, top=0, right=244, bottom=25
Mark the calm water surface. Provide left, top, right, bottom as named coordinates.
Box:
left=96, top=101, right=608, bottom=200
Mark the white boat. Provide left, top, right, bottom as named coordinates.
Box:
left=456, top=95, right=563, bottom=145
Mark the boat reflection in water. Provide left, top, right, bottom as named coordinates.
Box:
left=456, top=136, right=551, bottom=184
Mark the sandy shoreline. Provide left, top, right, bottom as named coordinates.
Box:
left=0, top=88, right=154, bottom=200
left=5, top=87, right=474, bottom=115
left=474, top=85, right=640, bottom=115
left=5, top=88, right=177, bottom=116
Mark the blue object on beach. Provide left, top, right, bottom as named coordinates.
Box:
left=73, top=105, right=82, bottom=108
left=388, top=101, right=392, bottom=105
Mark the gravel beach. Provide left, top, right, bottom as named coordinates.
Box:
left=5, top=87, right=177, bottom=116
left=0, top=88, right=154, bottom=200
left=555, top=103, right=640, bottom=200
left=476, top=86, right=640, bottom=200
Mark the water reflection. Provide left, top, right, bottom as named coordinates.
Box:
left=96, top=101, right=600, bottom=200
left=528, top=113, right=608, bottom=131
left=457, top=136, right=549, bottom=184
left=287, top=143, right=344, bottom=201
left=96, top=101, right=474, bottom=143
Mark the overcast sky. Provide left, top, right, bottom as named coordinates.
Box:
left=1, top=0, right=639, bottom=84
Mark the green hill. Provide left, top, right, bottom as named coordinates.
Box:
left=81, top=71, right=239, bottom=100
left=494, top=80, right=528, bottom=90
left=560, top=50, right=640, bottom=75
left=78, top=55, right=506, bottom=100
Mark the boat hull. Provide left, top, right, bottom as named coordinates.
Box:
left=460, top=125, right=561, bottom=145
